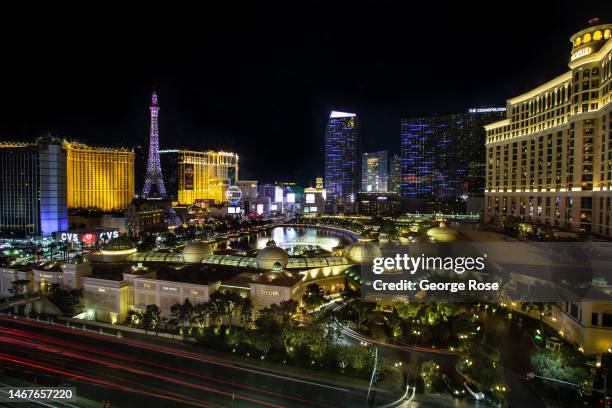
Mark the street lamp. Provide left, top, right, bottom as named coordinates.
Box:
left=602, top=367, right=608, bottom=406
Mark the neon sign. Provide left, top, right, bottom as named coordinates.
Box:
left=56, top=230, right=119, bottom=243
left=468, top=107, right=506, bottom=113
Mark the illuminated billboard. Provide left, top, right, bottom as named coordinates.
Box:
left=54, top=230, right=119, bottom=244
left=286, top=193, right=295, bottom=203
left=274, top=187, right=283, bottom=203
left=305, top=193, right=315, bottom=203
left=184, top=163, right=194, bottom=191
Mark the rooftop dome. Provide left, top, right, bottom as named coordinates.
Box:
left=346, top=241, right=382, bottom=264
left=100, top=235, right=137, bottom=262
left=256, top=240, right=289, bottom=270
left=69, top=254, right=87, bottom=265
left=426, top=222, right=459, bottom=242
left=182, top=241, right=213, bottom=263
left=103, top=236, right=136, bottom=252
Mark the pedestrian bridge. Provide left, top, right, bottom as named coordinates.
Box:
left=0, top=295, right=41, bottom=309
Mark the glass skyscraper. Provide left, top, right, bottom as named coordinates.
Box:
left=400, top=109, right=506, bottom=201
left=324, top=111, right=360, bottom=206
left=0, top=136, right=68, bottom=237
left=362, top=151, right=388, bottom=192
left=388, top=154, right=402, bottom=194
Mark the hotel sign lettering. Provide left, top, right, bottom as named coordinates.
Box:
left=184, top=163, right=194, bottom=191
left=257, top=289, right=281, bottom=297
left=570, top=47, right=591, bottom=61
left=468, top=107, right=506, bottom=113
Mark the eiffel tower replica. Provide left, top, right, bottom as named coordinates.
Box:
left=142, top=88, right=166, bottom=198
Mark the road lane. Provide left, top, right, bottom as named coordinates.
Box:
left=0, top=317, right=367, bottom=408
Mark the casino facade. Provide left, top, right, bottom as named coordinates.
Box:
left=485, top=23, right=612, bottom=236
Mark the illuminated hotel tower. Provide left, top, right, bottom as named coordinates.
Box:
left=388, top=154, right=402, bottom=194
left=362, top=151, right=388, bottom=192
left=401, top=109, right=505, bottom=200
left=160, top=149, right=239, bottom=205
left=142, top=89, right=166, bottom=198
left=324, top=111, right=360, bottom=208
left=64, top=141, right=134, bottom=211
left=485, top=22, right=612, bottom=236
left=0, top=136, right=68, bottom=237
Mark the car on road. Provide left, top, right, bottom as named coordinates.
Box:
left=442, top=373, right=465, bottom=397
left=595, top=394, right=612, bottom=407
left=464, top=381, right=485, bottom=400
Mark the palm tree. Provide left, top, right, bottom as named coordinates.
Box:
left=124, top=309, right=142, bottom=327
left=48, top=241, right=58, bottom=261
left=169, top=302, right=182, bottom=329
left=142, top=304, right=163, bottom=334
left=238, top=297, right=254, bottom=326
left=8, top=280, right=30, bottom=299
left=193, top=303, right=210, bottom=328
left=349, top=300, right=376, bottom=331
left=170, top=298, right=194, bottom=330
left=222, top=292, right=242, bottom=329
left=182, top=298, right=194, bottom=326
left=303, top=284, right=325, bottom=312
left=278, top=299, right=298, bottom=323
left=208, top=292, right=227, bottom=328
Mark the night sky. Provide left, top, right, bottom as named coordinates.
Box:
left=0, top=2, right=609, bottom=186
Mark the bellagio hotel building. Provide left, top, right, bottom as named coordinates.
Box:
left=485, top=23, right=612, bottom=237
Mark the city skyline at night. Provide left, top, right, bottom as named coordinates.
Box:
left=0, top=1, right=608, bottom=185
left=1, top=6, right=612, bottom=408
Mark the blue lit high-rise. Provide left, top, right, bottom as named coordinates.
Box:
left=0, top=136, right=68, bottom=237
left=401, top=109, right=506, bottom=203
left=324, top=111, right=360, bottom=211
left=400, top=119, right=435, bottom=198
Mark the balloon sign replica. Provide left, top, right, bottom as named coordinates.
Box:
left=225, top=186, right=242, bottom=205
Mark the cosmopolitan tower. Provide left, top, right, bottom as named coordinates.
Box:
left=142, top=89, right=166, bottom=198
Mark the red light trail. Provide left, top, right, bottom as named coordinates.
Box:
left=0, top=317, right=353, bottom=407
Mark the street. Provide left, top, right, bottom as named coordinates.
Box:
left=0, top=316, right=369, bottom=408
left=331, top=302, right=544, bottom=407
